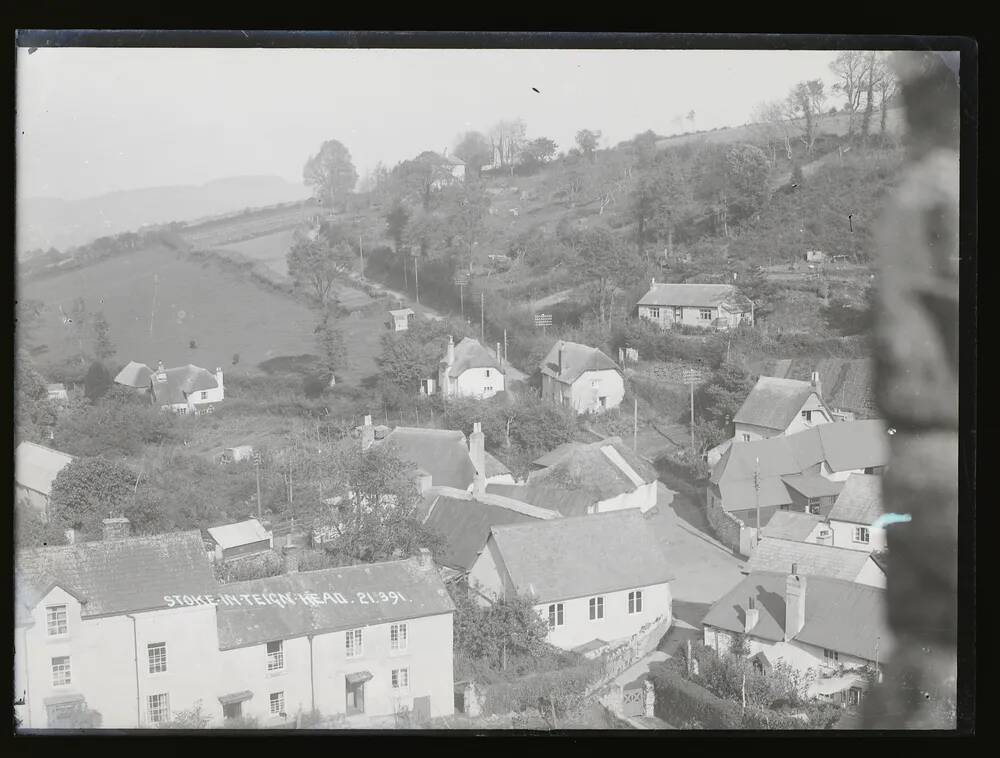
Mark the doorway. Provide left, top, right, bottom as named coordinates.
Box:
left=346, top=681, right=365, bottom=715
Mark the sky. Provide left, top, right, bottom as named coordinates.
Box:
left=17, top=47, right=844, bottom=201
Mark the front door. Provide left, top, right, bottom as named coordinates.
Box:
left=223, top=701, right=242, bottom=720
left=673, top=307, right=683, bottom=323
left=346, top=681, right=365, bottom=715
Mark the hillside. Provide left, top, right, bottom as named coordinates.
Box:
left=17, top=175, right=312, bottom=255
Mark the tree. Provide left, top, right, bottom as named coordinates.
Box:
left=385, top=201, right=411, bottom=256
left=631, top=157, right=690, bottom=259
left=786, top=80, right=827, bottom=155
left=16, top=501, right=69, bottom=548
left=575, top=226, right=644, bottom=325
left=16, top=298, right=45, bottom=343
left=697, top=362, right=756, bottom=431
left=830, top=51, right=868, bottom=140
left=286, top=234, right=340, bottom=307
left=859, top=51, right=880, bottom=144
left=303, top=139, right=358, bottom=210
left=575, top=129, right=602, bottom=161
left=376, top=318, right=470, bottom=403
left=519, top=137, right=558, bottom=171
left=84, top=360, right=112, bottom=401
left=449, top=585, right=550, bottom=672
left=632, top=130, right=660, bottom=167
left=49, top=457, right=139, bottom=537
left=489, top=119, right=528, bottom=174
left=393, top=152, right=453, bottom=211
left=315, top=310, right=345, bottom=387
left=91, top=311, right=115, bottom=362
left=320, top=444, right=446, bottom=565
left=448, top=185, right=491, bottom=273
left=734, top=265, right=779, bottom=321
left=453, top=131, right=493, bottom=176
left=725, top=144, right=771, bottom=226
left=874, top=52, right=899, bottom=136
left=15, top=352, right=57, bottom=444
left=751, top=101, right=792, bottom=163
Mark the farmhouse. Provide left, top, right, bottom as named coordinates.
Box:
left=747, top=537, right=886, bottom=589
left=429, top=151, right=466, bottom=189
left=636, top=280, right=752, bottom=330
left=527, top=437, right=658, bottom=514
left=539, top=340, right=624, bottom=413
left=14, top=522, right=220, bottom=729
left=825, top=474, right=886, bottom=553
left=707, top=420, right=890, bottom=555
left=733, top=374, right=834, bottom=442
left=468, top=510, right=674, bottom=652
left=437, top=336, right=505, bottom=400
left=205, top=519, right=273, bottom=563
left=15, top=441, right=75, bottom=520
left=702, top=567, right=892, bottom=705
left=115, top=360, right=224, bottom=414
left=214, top=549, right=456, bottom=725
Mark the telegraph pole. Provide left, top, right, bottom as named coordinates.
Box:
left=633, top=398, right=638, bottom=452
left=359, top=235, right=364, bottom=279
left=503, top=329, right=508, bottom=363
left=414, top=253, right=420, bottom=305
left=480, top=291, right=485, bottom=342
left=254, top=452, right=263, bottom=520
left=754, top=456, right=762, bottom=548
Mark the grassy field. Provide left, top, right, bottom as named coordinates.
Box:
left=18, top=244, right=389, bottom=382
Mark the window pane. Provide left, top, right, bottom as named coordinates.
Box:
left=51, top=656, right=71, bottom=686
left=148, top=642, right=167, bottom=674
left=46, top=606, right=68, bottom=636
left=147, top=693, right=169, bottom=723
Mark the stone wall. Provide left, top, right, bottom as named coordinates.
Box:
left=706, top=488, right=745, bottom=555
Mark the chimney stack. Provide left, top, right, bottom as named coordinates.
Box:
left=417, top=547, right=432, bottom=569
left=446, top=335, right=455, bottom=367
left=744, top=596, right=759, bottom=633
left=155, top=360, right=167, bottom=382
left=784, top=564, right=807, bottom=641
left=470, top=422, right=486, bottom=496
left=810, top=370, right=822, bottom=399
left=416, top=470, right=433, bottom=495
left=361, top=414, right=375, bottom=451
left=557, top=343, right=563, bottom=376
left=215, top=367, right=224, bottom=394
left=102, top=517, right=131, bottom=541
left=282, top=542, right=300, bottom=574
left=157, top=360, right=165, bottom=372
left=496, top=342, right=501, bottom=363
left=651, top=277, right=656, bottom=287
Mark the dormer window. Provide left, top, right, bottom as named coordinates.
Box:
left=801, top=410, right=813, bottom=422
left=46, top=605, right=68, bottom=637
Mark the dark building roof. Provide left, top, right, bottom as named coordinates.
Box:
left=828, top=474, right=884, bottom=526
left=747, top=538, right=877, bottom=582
left=380, top=427, right=477, bottom=490
left=539, top=340, right=621, bottom=385
left=637, top=282, right=747, bottom=309
left=420, top=492, right=544, bottom=571
left=760, top=511, right=824, bottom=542
left=780, top=473, right=846, bottom=499
left=734, top=376, right=824, bottom=432
left=150, top=364, right=219, bottom=406
left=710, top=421, right=889, bottom=513
left=444, top=337, right=502, bottom=378
left=113, top=360, right=154, bottom=388
left=702, top=571, right=891, bottom=661
left=16, top=531, right=217, bottom=620
left=487, top=509, right=673, bottom=604
left=215, top=557, right=455, bottom=650
left=486, top=483, right=597, bottom=517
left=749, top=358, right=878, bottom=419
left=528, top=437, right=658, bottom=502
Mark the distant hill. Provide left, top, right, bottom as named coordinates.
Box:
left=17, top=175, right=312, bottom=256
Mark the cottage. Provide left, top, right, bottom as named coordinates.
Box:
left=748, top=358, right=878, bottom=422
left=205, top=519, right=273, bottom=563
left=702, top=567, right=892, bottom=704
left=429, top=151, right=466, bottom=190
left=14, top=523, right=220, bottom=728
left=707, top=420, right=890, bottom=554
left=468, top=510, right=674, bottom=652
left=825, top=474, right=886, bottom=553
left=387, top=308, right=415, bottom=332
left=214, top=549, right=455, bottom=725
left=46, top=383, right=69, bottom=402
left=416, top=487, right=558, bottom=577
left=115, top=360, right=224, bottom=414
left=539, top=340, right=624, bottom=413
left=485, top=484, right=599, bottom=517
left=733, top=374, right=834, bottom=443
left=527, top=437, right=658, bottom=514
left=747, top=537, right=886, bottom=589
left=437, top=336, right=505, bottom=400
left=15, top=441, right=75, bottom=520
left=758, top=510, right=827, bottom=544
left=636, top=280, right=752, bottom=330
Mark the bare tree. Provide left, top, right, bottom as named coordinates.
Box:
left=786, top=80, right=827, bottom=155
left=489, top=119, right=527, bottom=175
left=830, top=51, right=868, bottom=140
left=859, top=51, right=880, bottom=144
left=751, top=101, right=792, bottom=163
left=874, top=53, right=899, bottom=136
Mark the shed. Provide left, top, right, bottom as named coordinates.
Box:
left=388, top=308, right=416, bottom=332
left=205, top=519, right=273, bottom=562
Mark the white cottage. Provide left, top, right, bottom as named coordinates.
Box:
left=733, top=375, right=834, bottom=443
left=539, top=340, right=624, bottom=414
left=437, top=337, right=505, bottom=400
left=637, top=281, right=752, bottom=330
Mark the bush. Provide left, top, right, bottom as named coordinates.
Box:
left=479, top=659, right=603, bottom=718
left=649, top=660, right=742, bottom=729
left=214, top=551, right=284, bottom=583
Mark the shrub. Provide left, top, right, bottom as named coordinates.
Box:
left=478, top=659, right=603, bottom=719
left=214, top=551, right=284, bottom=583
left=160, top=701, right=211, bottom=729
left=648, top=661, right=742, bottom=729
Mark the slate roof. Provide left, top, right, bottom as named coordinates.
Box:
left=539, top=340, right=621, bottom=385
left=420, top=492, right=544, bottom=571
left=15, top=441, right=75, bottom=497
left=389, top=308, right=415, bottom=317
left=702, top=571, right=891, bottom=661
left=487, top=510, right=674, bottom=604
left=637, top=282, right=745, bottom=308
left=760, top=511, right=824, bottom=542
left=734, top=376, right=824, bottom=432
left=750, top=358, right=878, bottom=419
left=486, top=484, right=598, bottom=517
left=114, top=360, right=154, bottom=388
left=444, top=337, right=502, bottom=378
left=16, top=531, right=217, bottom=619
left=207, top=519, right=271, bottom=551
left=215, top=557, right=455, bottom=650
left=380, top=427, right=477, bottom=490
left=828, top=474, right=884, bottom=526
left=483, top=451, right=512, bottom=479
left=710, top=421, right=889, bottom=513
left=150, top=364, right=219, bottom=406
left=748, top=538, right=875, bottom=582
left=780, top=473, right=846, bottom=499
left=528, top=437, right=658, bottom=502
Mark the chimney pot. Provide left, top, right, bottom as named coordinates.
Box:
left=784, top=567, right=807, bottom=641
left=470, top=422, right=486, bottom=496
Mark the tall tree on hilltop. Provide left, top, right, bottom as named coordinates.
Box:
left=575, top=129, right=602, bottom=162
left=786, top=80, right=827, bottom=155
left=453, top=131, right=493, bottom=177
left=632, top=130, right=660, bottom=167
left=303, top=139, right=358, bottom=211
left=286, top=233, right=341, bottom=307
left=859, top=51, right=880, bottom=145
left=830, top=51, right=868, bottom=141
left=874, top=52, right=899, bottom=137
